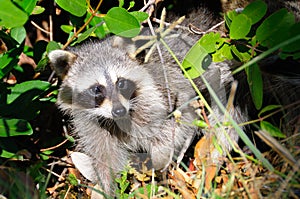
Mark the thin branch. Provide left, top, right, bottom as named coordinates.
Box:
left=31, top=21, right=51, bottom=34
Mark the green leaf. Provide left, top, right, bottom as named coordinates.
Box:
left=193, top=120, right=208, bottom=128
left=0, top=80, right=52, bottom=120
left=10, top=27, right=26, bottom=45
left=245, top=63, right=263, bottom=110
left=0, top=47, right=22, bottom=79
left=260, top=121, right=286, bottom=138
left=242, top=0, right=267, bottom=25
left=104, top=7, right=141, bottom=38
left=258, top=105, right=282, bottom=118
left=7, top=80, right=51, bottom=104
left=0, top=0, right=28, bottom=28
left=129, top=11, right=148, bottom=22
left=198, top=32, right=221, bottom=53
left=75, top=26, right=97, bottom=44
left=0, top=118, right=33, bottom=137
left=39, top=150, right=54, bottom=160
left=281, top=22, right=300, bottom=53
left=55, top=0, right=87, bottom=17
left=182, top=42, right=211, bottom=79
left=256, top=9, right=295, bottom=47
left=67, top=174, right=79, bottom=186
left=119, top=0, right=124, bottom=7
left=46, top=41, right=62, bottom=53
left=212, top=43, right=233, bottom=62
left=128, top=1, right=135, bottom=10
left=231, top=45, right=252, bottom=62
left=32, top=5, right=45, bottom=15
left=0, top=149, right=20, bottom=158
left=13, top=0, right=38, bottom=15
left=230, top=14, right=252, bottom=39
left=60, top=25, right=74, bottom=33
left=225, top=10, right=238, bottom=28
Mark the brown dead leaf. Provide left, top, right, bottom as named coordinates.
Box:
left=194, top=135, right=218, bottom=191
left=169, top=170, right=196, bottom=199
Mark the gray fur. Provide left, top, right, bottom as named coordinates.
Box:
left=49, top=36, right=199, bottom=193
left=48, top=2, right=300, bottom=195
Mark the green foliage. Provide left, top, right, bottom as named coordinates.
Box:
left=104, top=7, right=144, bottom=37
left=0, top=119, right=32, bottom=137
left=257, top=9, right=295, bottom=48
left=229, top=14, right=252, bottom=39
left=182, top=41, right=211, bottom=78
left=260, top=121, right=286, bottom=138
left=115, top=169, right=131, bottom=199
left=0, top=1, right=148, bottom=197
left=183, top=0, right=300, bottom=110
left=245, top=63, right=263, bottom=109
left=0, top=0, right=28, bottom=28
left=55, top=0, right=87, bottom=17
left=67, top=173, right=79, bottom=186
left=241, top=0, right=267, bottom=24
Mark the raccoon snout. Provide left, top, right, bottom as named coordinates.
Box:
left=112, top=105, right=127, bottom=118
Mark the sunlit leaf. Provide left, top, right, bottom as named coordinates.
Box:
left=7, top=80, right=51, bottom=104
left=182, top=42, right=211, bottom=79
left=260, top=121, right=286, bottom=138
left=212, top=44, right=233, bottom=62
left=46, top=41, right=62, bottom=53
left=10, top=27, right=26, bottom=45
left=76, top=26, right=97, bottom=44
left=0, top=118, right=33, bottom=137
left=32, top=5, right=45, bottom=15
left=104, top=7, right=141, bottom=38
left=230, top=14, right=252, bottom=39
left=199, top=32, right=221, bottom=53
left=55, top=0, right=87, bottom=17
left=60, top=25, right=74, bottom=34
left=130, top=11, right=148, bottom=22
left=13, top=0, right=38, bottom=15
left=0, top=0, right=28, bottom=28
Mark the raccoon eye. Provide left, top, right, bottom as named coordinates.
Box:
left=117, top=79, right=128, bottom=90
left=89, top=84, right=105, bottom=97
left=117, top=78, right=136, bottom=99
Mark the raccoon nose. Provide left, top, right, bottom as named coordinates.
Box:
left=112, top=105, right=127, bottom=118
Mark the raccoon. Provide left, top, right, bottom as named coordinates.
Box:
left=48, top=35, right=198, bottom=193
left=49, top=1, right=300, bottom=196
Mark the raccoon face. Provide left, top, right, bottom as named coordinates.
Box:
left=74, top=76, right=137, bottom=119
left=49, top=40, right=166, bottom=136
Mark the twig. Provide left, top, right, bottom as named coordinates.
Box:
left=40, top=139, right=69, bottom=152
left=42, top=166, right=66, bottom=181
left=152, top=17, right=189, bottom=30
left=189, top=20, right=225, bottom=35
left=31, top=21, right=51, bottom=34
left=139, top=0, right=156, bottom=12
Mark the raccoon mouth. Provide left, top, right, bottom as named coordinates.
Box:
left=97, top=116, right=132, bottom=140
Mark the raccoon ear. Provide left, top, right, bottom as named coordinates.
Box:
left=48, top=50, right=77, bottom=79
